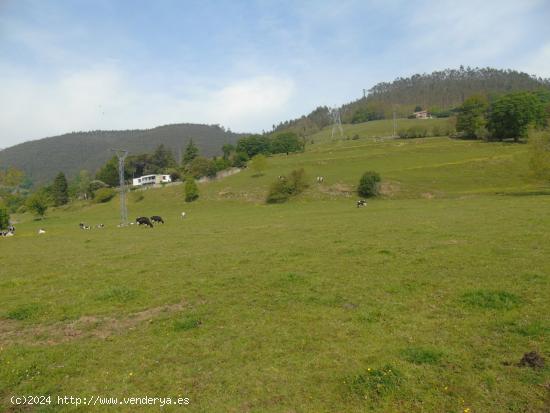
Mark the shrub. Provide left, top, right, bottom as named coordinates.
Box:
left=266, top=168, right=308, bottom=204
left=358, top=171, right=381, bottom=198
left=398, top=125, right=428, bottom=139
left=0, top=205, right=9, bottom=230
left=26, top=192, right=49, bottom=218
left=93, top=188, right=116, bottom=203
left=184, top=177, right=199, bottom=202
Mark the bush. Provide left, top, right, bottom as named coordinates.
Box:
left=93, top=188, right=116, bottom=203
left=184, top=177, right=199, bottom=202
left=0, top=205, right=9, bottom=230
left=358, top=171, right=381, bottom=198
left=266, top=168, right=308, bottom=204
left=26, top=192, right=49, bottom=218
left=398, top=125, right=428, bottom=139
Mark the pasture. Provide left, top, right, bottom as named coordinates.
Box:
left=1, top=135, right=549, bottom=412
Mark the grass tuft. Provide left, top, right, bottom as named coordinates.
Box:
left=346, top=365, right=402, bottom=400
left=461, top=290, right=522, bottom=310
left=174, top=316, right=202, bottom=331
left=6, top=304, right=42, bottom=320
left=96, top=287, right=139, bottom=303
left=401, top=347, right=443, bottom=365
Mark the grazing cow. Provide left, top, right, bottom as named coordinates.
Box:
left=79, top=223, right=91, bottom=230
left=96, top=224, right=105, bottom=229
left=136, top=216, right=153, bottom=227
left=356, top=199, right=367, bottom=208
left=150, top=215, right=164, bottom=224
left=38, top=228, right=46, bottom=234
left=316, top=176, right=325, bottom=183
left=181, top=212, right=186, bottom=219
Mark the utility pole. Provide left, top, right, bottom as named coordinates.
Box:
left=363, top=89, right=366, bottom=99
left=111, top=149, right=128, bottom=226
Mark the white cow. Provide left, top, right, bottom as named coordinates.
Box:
left=181, top=212, right=187, bottom=219
left=38, top=228, right=46, bottom=234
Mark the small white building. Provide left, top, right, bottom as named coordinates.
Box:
left=132, top=174, right=172, bottom=187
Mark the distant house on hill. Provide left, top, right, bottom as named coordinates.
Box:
left=413, top=110, right=430, bottom=119
left=132, top=174, right=171, bottom=187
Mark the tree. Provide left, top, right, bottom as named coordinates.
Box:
left=96, top=157, right=119, bottom=187
left=358, top=171, right=381, bottom=197
left=26, top=192, right=49, bottom=218
left=183, top=139, right=199, bottom=164
left=222, top=144, right=235, bottom=160
left=184, top=177, right=199, bottom=202
left=249, top=154, right=268, bottom=177
left=150, top=144, right=177, bottom=172
left=487, top=92, right=543, bottom=141
left=529, top=131, right=550, bottom=182
left=232, top=152, right=249, bottom=168
left=456, top=95, right=488, bottom=139
left=187, top=157, right=217, bottom=179
left=51, top=172, right=69, bottom=206
left=0, top=167, right=25, bottom=187
left=0, top=204, right=9, bottom=230
left=236, top=135, right=271, bottom=157
left=270, top=132, right=304, bottom=154
left=76, top=170, right=91, bottom=199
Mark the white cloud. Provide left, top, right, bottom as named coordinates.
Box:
left=0, top=65, right=294, bottom=147
left=520, top=43, right=550, bottom=78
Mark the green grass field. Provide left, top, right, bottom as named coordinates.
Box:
left=1, top=134, right=549, bottom=412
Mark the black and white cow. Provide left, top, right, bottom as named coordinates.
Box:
left=356, top=199, right=367, bottom=208
left=150, top=215, right=164, bottom=224
left=79, top=222, right=91, bottom=230
left=316, top=176, right=325, bottom=183
left=136, top=216, right=154, bottom=227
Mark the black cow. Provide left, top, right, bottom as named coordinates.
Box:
left=136, top=216, right=153, bottom=227
left=150, top=215, right=164, bottom=224
left=356, top=199, right=367, bottom=208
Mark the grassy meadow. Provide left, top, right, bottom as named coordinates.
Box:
left=1, top=131, right=549, bottom=412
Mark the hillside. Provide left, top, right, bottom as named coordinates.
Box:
left=0, top=123, right=244, bottom=184
left=274, top=67, right=550, bottom=136
left=2, top=136, right=548, bottom=412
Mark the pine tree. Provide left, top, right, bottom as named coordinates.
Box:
left=183, top=139, right=199, bottom=164
left=184, top=177, right=199, bottom=202
left=51, top=172, right=69, bottom=206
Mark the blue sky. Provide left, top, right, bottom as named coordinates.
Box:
left=1, top=0, right=549, bottom=147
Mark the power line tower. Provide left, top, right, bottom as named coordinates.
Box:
left=330, top=107, right=344, bottom=140
left=111, top=149, right=129, bottom=226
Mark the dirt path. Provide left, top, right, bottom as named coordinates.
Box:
left=0, top=299, right=192, bottom=346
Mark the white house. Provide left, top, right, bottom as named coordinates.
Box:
left=132, top=174, right=172, bottom=187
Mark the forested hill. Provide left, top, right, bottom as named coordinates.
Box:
left=365, top=67, right=549, bottom=109
left=274, top=67, right=550, bottom=136
left=0, top=123, right=243, bottom=184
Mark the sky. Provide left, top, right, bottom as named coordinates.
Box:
left=1, top=0, right=549, bottom=148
